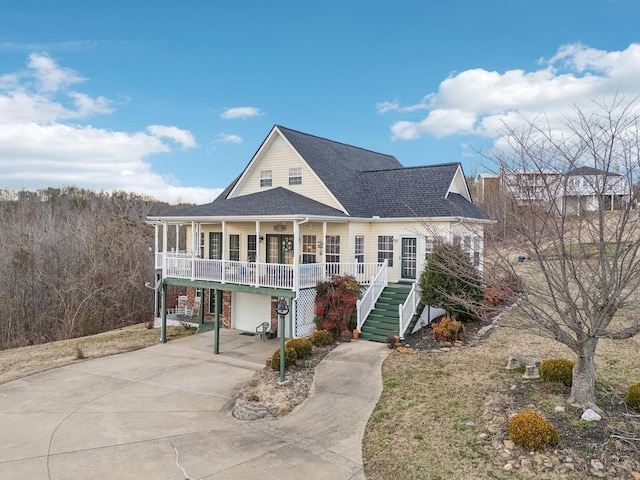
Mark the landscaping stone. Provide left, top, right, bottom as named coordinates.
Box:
left=582, top=408, right=602, bottom=422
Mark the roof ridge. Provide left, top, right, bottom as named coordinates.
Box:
left=361, top=162, right=460, bottom=174
left=276, top=125, right=397, bottom=159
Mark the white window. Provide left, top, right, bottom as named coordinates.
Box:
left=354, top=235, right=365, bottom=263
left=302, top=235, right=316, bottom=264
left=289, top=167, right=302, bottom=185
left=325, top=235, right=340, bottom=263
left=377, top=235, right=393, bottom=267
left=260, top=169, right=272, bottom=187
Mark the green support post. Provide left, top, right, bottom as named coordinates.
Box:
left=214, top=289, right=221, bottom=354
left=279, top=313, right=285, bottom=382
left=160, top=283, right=167, bottom=344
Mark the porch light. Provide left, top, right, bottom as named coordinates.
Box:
left=275, top=298, right=289, bottom=316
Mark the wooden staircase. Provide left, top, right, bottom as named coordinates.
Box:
left=359, top=283, right=418, bottom=343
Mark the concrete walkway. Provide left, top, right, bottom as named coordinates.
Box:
left=0, top=330, right=388, bottom=479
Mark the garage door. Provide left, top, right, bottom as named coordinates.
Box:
left=232, top=292, right=271, bottom=332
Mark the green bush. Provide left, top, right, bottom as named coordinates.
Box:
left=625, top=382, right=640, bottom=411
left=508, top=411, right=560, bottom=451
left=311, top=329, right=333, bottom=347
left=271, top=345, right=298, bottom=371
left=286, top=338, right=313, bottom=358
left=540, top=358, right=574, bottom=387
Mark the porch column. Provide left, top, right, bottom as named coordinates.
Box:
left=322, top=221, right=327, bottom=273
left=175, top=224, right=180, bottom=252
left=293, top=220, right=300, bottom=292
left=191, top=221, right=196, bottom=254
left=162, top=222, right=168, bottom=277
left=255, top=220, right=261, bottom=263
left=154, top=223, right=159, bottom=267
left=255, top=220, right=261, bottom=288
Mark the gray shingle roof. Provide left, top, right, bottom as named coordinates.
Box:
left=566, top=166, right=621, bottom=176
left=164, top=187, right=348, bottom=217
left=155, top=126, right=489, bottom=221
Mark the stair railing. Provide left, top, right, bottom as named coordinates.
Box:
left=398, top=282, right=419, bottom=339
left=356, top=260, right=388, bottom=331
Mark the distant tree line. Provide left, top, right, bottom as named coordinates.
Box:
left=0, top=187, right=189, bottom=350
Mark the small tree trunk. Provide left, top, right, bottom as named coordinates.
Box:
left=568, top=338, right=600, bottom=412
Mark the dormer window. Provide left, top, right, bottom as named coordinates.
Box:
left=289, top=167, right=302, bottom=185
left=260, top=169, right=272, bottom=187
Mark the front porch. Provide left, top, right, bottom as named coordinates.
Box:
left=156, top=252, right=384, bottom=290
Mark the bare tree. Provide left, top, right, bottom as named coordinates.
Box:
left=484, top=97, right=640, bottom=410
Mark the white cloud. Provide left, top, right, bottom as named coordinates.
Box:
left=381, top=43, right=640, bottom=143
left=147, top=125, right=197, bottom=149
left=220, top=106, right=264, bottom=119
left=214, top=133, right=243, bottom=144
left=0, top=54, right=217, bottom=204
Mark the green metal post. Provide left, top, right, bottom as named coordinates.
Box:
left=279, top=313, right=285, bottom=382
left=214, top=289, right=221, bottom=354
left=160, top=283, right=167, bottom=344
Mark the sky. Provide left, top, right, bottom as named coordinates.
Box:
left=1, top=0, right=640, bottom=204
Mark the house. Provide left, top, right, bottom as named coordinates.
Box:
left=477, top=166, right=629, bottom=215
left=147, top=126, right=491, bottom=345
left=553, top=166, right=629, bottom=214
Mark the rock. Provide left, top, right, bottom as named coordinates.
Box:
left=533, top=454, right=548, bottom=466
left=520, top=458, right=532, bottom=470
left=554, top=405, right=565, bottom=413
left=503, top=440, right=515, bottom=449
left=465, top=421, right=475, bottom=427
left=631, top=472, right=640, bottom=480
left=590, top=459, right=605, bottom=471
left=582, top=409, right=602, bottom=422
left=503, top=463, right=513, bottom=471
left=500, top=452, right=512, bottom=460
left=478, top=433, right=488, bottom=440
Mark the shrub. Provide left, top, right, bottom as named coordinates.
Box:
left=314, top=275, right=362, bottom=336
left=540, top=358, right=574, bottom=387
left=626, top=382, right=640, bottom=411
left=311, top=329, right=333, bottom=347
left=271, top=345, right=298, bottom=371
left=508, top=411, right=560, bottom=451
left=432, top=317, right=464, bottom=342
left=286, top=338, right=313, bottom=358
left=418, top=243, right=484, bottom=321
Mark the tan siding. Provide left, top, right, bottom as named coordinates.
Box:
left=229, top=134, right=342, bottom=210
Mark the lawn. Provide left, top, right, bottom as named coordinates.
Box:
left=362, top=312, right=640, bottom=479
left=0, top=323, right=195, bottom=385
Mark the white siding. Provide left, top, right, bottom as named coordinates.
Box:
left=230, top=133, right=343, bottom=211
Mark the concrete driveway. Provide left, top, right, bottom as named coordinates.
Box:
left=0, top=330, right=388, bottom=479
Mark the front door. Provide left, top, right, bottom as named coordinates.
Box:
left=400, top=237, right=417, bottom=280
left=266, top=234, right=294, bottom=264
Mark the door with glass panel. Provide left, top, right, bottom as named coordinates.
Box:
left=400, top=237, right=417, bottom=280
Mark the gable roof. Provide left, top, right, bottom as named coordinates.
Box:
left=155, top=126, right=489, bottom=222
left=357, top=164, right=488, bottom=219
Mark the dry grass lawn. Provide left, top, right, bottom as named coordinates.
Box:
left=362, top=313, right=640, bottom=480
left=0, top=323, right=195, bottom=385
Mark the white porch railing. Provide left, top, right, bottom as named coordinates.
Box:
left=159, top=253, right=384, bottom=291
left=398, top=282, right=420, bottom=339
left=355, top=260, right=388, bottom=331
